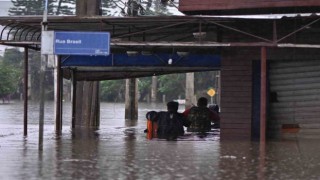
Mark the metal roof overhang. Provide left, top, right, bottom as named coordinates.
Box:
left=1, top=15, right=320, bottom=80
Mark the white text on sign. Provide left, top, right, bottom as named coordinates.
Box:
left=55, top=39, right=82, bottom=44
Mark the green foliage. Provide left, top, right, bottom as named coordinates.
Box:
left=9, top=0, right=176, bottom=17
left=55, top=0, right=76, bottom=15
left=10, top=0, right=54, bottom=15
left=0, top=62, right=20, bottom=96
left=2, top=48, right=23, bottom=67
left=0, top=48, right=54, bottom=100
left=100, top=0, right=176, bottom=16
left=9, top=0, right=75, bottom=16
left=100, top=79, right=126, bottom=101
left=138, top=77, right=151, bottom=90
left=148, top=0, right=172, bottom=16
left=97, top=71, right=218, bottom=102
left=0, top=48, right=23, bottom=97
left=101, top=0, right=124, bottom=16
left=158, top=73, right=185, bottom=100
left=194, top=71, right=217, bottom=97
left=138, top=77, right=151, bottom=101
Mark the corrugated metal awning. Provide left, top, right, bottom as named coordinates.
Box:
left=1, top=15, right=320, bottom=80
left=1, top=15, right=320, bottom=50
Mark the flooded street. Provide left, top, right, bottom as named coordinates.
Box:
left=1, top=101, right=320, bottom=179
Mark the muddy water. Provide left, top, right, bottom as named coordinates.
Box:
left=0, top=101, right=320, bottom=179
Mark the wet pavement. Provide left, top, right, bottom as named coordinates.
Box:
left=0, top=101, right=320, bottom=179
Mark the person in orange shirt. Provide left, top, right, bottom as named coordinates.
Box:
left=146, top=101, right=190, bottom=140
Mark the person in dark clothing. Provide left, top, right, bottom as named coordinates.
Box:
left=209, top=104, right=220, bottom=129
left=145, top=101, right=190, bottom=140
left=183, top=97, right=220, bottom=133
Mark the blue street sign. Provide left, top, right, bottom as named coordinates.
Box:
left=54, top=31, right=110, bottom=56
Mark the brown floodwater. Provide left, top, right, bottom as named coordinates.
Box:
left=0, top=101, right=320, bottom=180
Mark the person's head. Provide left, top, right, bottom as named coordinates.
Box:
left=167, top=101, right=179, bottom=112
left=197, top=97, right=208, bottom=107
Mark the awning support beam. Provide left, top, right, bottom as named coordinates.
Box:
left=23, top=47, right=28, bottom=136
left=260, top=47, right=267, bottom=143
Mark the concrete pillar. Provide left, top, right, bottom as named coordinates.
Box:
left=74, top=81, right=100, bottom=127
left=125, top=78, right=138, bottom=120
left=185, top=72, right=195, bottom=109
left=73, top=0, right=101, bottom=129
left=54, top=55, right=62, bottom=134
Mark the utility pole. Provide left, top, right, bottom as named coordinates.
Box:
left=39, top=0, right=49, bottom=151
left=125, top=78, right=138, bottom=120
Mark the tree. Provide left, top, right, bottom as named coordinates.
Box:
left=98, top=71, right=217, bottom=103
left=101, top=0, right=125, bottom=16
left=2, top=48, right=23, bottom=67
left=151, top=0, right=172, bottom=15
left=138, top=77, right=151, bottom=101
left=0, top=63, right=20, bottom=93
left=8, top=0, right=76, bottom=100
left=158, top=73, right=185, bottom=101
left=100, top=77, right=153, bottom=102
left=9, top=0, right=75, bottom=16
left=100, top=79, right=126, bottom=101
left=100, top=0, right=178, bottom=16
left=9, top=0, right=55, bottom=15
left=0, top=62, right=20, bottom=99
left=0, top=48, right=23, bottom=99
left=1, top=48, right=54, bottom=101
left=194, top=71, right=217, bottom=97
left=56, top=0, right=76, bottom=15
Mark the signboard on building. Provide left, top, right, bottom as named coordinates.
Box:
left=41, top=31, right=110, bottom=56
left=54, top=31, right=110, bottom=56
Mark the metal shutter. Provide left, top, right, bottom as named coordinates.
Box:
left=269, top=60, right=320, bottom=131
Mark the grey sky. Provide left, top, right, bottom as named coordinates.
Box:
left=0, top=0, right=11, bottom=15
left=0, top=0, right=11, bottom=54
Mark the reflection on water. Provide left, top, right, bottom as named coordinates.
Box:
left=1, top=101, right=320, bottom=179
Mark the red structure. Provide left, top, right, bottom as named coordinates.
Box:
left=179, top=0, right=320, bottom=14
left=178, top=1, right=320, bottom=141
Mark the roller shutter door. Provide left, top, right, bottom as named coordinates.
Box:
left=269, top=60, right=320, bottom=129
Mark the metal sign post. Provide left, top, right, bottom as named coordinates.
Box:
left=207, top=88, right=216, bottom=104
left=39, top=0, right=49, bottom=151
